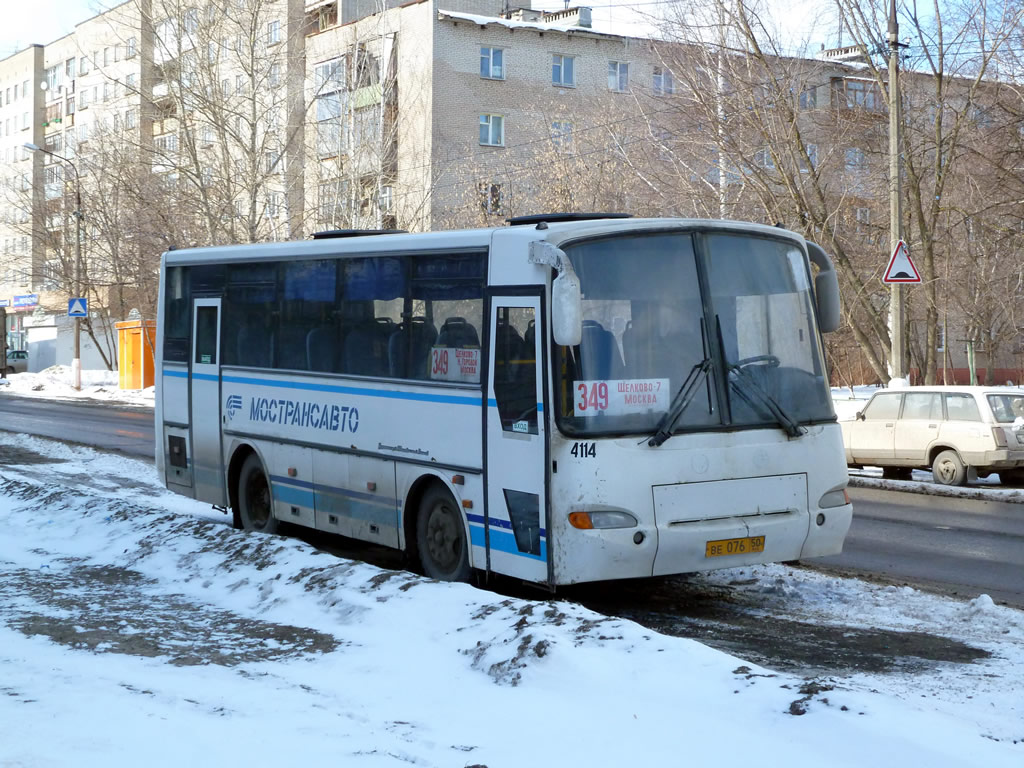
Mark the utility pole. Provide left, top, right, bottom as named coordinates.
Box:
left=887, top=0, right=905, bottom=381
left=24, top=142, right=83, bottom=390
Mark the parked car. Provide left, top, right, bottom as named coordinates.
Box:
left=4, top=349, right=28, bottom=375
left=841, top=386, right=1024, bottom=486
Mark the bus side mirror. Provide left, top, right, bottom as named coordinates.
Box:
left=552, top=268, right=582, bottom=347
left=806, top=242, right=841, bottom=333
left=530, top=241, right=582, bottom=347
left=856, top=411, right=865, bottom=421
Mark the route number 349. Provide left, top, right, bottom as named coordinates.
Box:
left=576, top=382, right=609, bottom=412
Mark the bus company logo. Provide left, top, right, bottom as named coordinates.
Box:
left=225, top=394, right=243, bottom=419
left=248, top=396, right=359, bottom=433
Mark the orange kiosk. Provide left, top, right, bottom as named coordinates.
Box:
left=116, top=319, right=157, bottom=389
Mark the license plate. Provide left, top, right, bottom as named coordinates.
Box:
left=705, top=536, right=766, bottom=558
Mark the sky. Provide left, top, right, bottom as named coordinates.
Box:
left=2, top=1, right=839, bottom=59
left=0, top=373, right=1023, bottom=765
left=0, top=0, right=105, bottom=58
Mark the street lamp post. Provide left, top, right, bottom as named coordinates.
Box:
left=24, top=142, right=83, bottom=391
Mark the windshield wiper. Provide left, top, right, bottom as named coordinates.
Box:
left=727, top=363, right=804, bottom=438
left=647, top=357, right=713, bottom=447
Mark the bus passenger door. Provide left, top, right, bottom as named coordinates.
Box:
left=190, top=297, right=226, bottom=506
left=484, top=294, right=549, bottom=583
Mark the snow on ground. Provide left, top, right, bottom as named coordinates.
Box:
left=0, top=367, right=154, bottom=407
left=0, top=431, right=1022, bottom=766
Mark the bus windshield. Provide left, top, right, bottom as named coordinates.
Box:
left=555, top=230, right=835, bottom=437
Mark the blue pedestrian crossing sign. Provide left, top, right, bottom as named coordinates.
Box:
left=68, top=298, right=88, bottom=317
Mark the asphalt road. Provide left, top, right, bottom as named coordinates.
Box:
left=1, top=394, right=1021, bottom=607
left=813, top=485, right=1024, bottom=608
left=0, top=393, right=155, bottom=457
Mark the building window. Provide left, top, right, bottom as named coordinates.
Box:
left=44, top=65, right=61, bottom=92
left=269, top=63, right=281, bottom=87
left=799, top=87, right=817, bottom=109
left=265, top=150, right=281, bottom=174
left=845, top=147, right=867, bottom=173
left=754, top=147, right=775, bottom=169
left=845, top=79, right=877, bottom=110
left=801, top=143, right=817, bottom=172
left=479, top=114, right=504, bottom=146
left=80, top=56, right=90, bottom=75
left=855, top=207, right=870, bottom=235
left=65, top=58, right=75, bottom=78
left=552, top=54, right=575, bottom=87
left=236, top=74, right=245, bottom=94
left=267, top=20, right=281, bottom=45
left=608, top=60, right=629, bottom=92
left=550, top=120, right=573, bottom=151
left=315, top=57, right=347, bottom=158
left=653, top=66, right=675, bottom=95
left=126, top=37, right=136, bottom=58
left=155, top=133, right=179, bottom=153
left=125, top=109, right=136, bottom=129
left=480, top=47, right=504, bottom=80
left=479, top=182, right=502, bottom=214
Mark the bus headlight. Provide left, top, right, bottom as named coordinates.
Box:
left=568, top=510, right=638, bottom=530
left=818, top=488, right=850, bottom=509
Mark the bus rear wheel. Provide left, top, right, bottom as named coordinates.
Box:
left=416, top=485, right=471, bottom=582
left=238, top=453, right=279, bottom=534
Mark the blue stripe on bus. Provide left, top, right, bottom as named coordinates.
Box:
left=270, top=475, right=392, bottom=508
left=469, top=524, right=547, bottom=561
left=220, top=373, right=480, bottom=406
left=167, top=369, right=542, bottom=410
left=466, top=512, right=546, bottom=539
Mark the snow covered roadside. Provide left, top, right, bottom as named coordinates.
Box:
left=0, top=367, right=153, bottom=408
left=0, top=432, right=1021, bottom=766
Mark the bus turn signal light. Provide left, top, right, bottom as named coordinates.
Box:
left=568, top=512, right=594, bottom=529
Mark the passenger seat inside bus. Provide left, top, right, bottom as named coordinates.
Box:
left=343, top=318, right=395, bottom=376
left=306, top=326, right=340, bottom=372
left=237, top=317, right=273, bottom=368
left=436, top=317, right=480, bottom=348
left=388, top=317, right=437, bottom=378
left=578, top=320, right=624, bottom=380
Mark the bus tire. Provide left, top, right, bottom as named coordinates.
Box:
left=416, top=485, right=471, bottom=582
left=237, top=453, right=279, bottom=534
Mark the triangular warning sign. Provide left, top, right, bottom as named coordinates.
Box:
left=68, top=299, right=86, bottom=316
left=882, top=240, right=921, bottom=284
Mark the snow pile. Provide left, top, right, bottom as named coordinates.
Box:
left=0, top=432, right=1021, bottom=765
left=0, top=366, right=154, bottom=407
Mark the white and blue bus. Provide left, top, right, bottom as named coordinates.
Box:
left=155, top=215, right=852, bottom=586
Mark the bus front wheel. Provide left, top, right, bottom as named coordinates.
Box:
left=416, top=486, right=471, bottom=582
left=237, top=453, right=279, bottom=534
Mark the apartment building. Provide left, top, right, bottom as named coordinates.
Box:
left=0, top=45, right=44, bottom=349
left=1, top=1, right=1018, bottom=381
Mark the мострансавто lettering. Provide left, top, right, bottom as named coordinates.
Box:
left=249, top=397, right=358, bottom=433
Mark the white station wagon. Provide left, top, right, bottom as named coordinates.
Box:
left=841, top=386, right=1024, bottom=485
